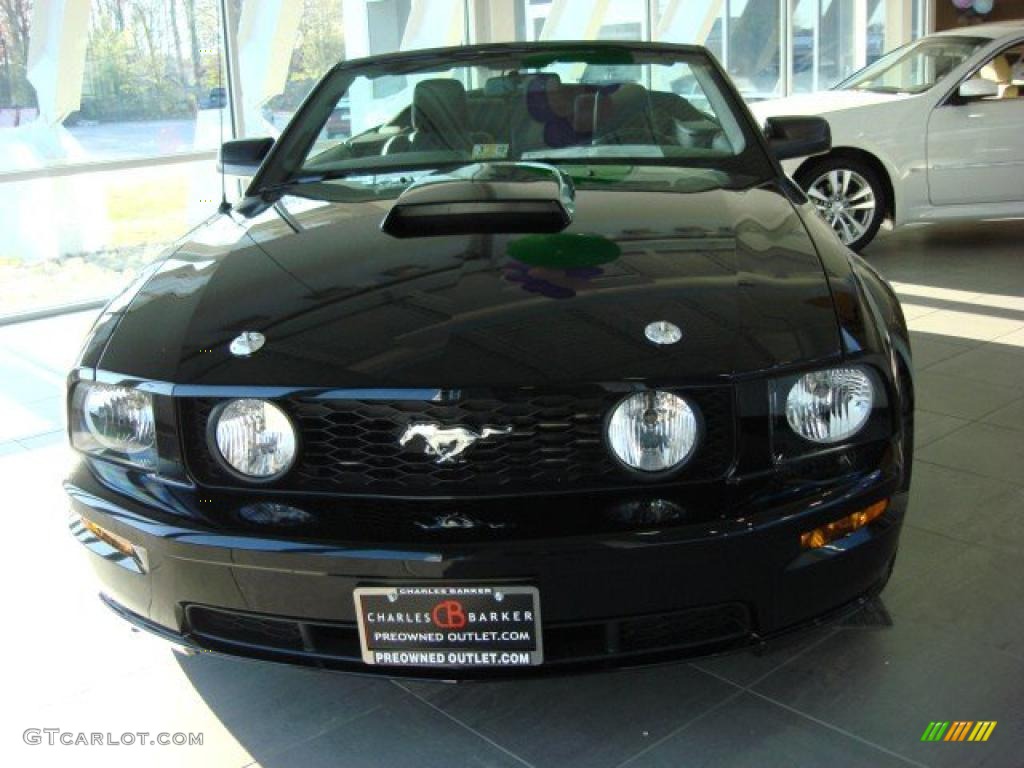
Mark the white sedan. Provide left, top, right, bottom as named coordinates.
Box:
left=751, top=21, right=1024, bottom=250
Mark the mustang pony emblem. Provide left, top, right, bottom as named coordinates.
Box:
left=398, top=423, right=512, bottom=463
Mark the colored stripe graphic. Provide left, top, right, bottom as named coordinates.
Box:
left=922, top=721, right=996, bottom=742
left=945, top=722, right=972, bottom=741
left=921, top=722, right=949, bottom=741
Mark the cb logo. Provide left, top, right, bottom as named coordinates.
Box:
left=432, top=600, right=467, bottom=629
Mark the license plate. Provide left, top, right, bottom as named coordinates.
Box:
left=354, top=585, right=542, bottom=668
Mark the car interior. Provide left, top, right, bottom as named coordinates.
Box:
left=316, top=72, right=736, bottom=168
left=975, top=47, right=1023, bottom=99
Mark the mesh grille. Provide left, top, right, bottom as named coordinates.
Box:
left=188, top=606, right=305, bottom=651
left=619, top=604, right=751, bottom=653
left=181, top=388, right=734, bottom=496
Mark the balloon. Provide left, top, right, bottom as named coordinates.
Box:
left=973, top=0, right=995, bottom=12
left=952, top=0, right=973, bottom=8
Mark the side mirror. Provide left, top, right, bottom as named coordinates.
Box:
left=957, top=78, right=998, bottom=101
left=764, top=116, right=831, bottom=161
left=218, top=137, right=274, bottom=176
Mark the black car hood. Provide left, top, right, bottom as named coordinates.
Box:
left=98, top=174, right=841, bottom=388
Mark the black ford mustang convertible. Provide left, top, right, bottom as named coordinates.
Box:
left=67, top=42, right=913, bottom=678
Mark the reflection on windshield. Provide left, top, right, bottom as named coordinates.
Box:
left=840, top=36, right=987, bottom=94
left=284, top=47, right=762, bottom=191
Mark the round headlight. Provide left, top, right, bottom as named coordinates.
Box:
left=82, top=384, right=155, bottom=454
left=607, top=391, right=699, bottom=473
left=785, top=368, right=874, bottom=444
left=212, top=399, right=297, bottom=479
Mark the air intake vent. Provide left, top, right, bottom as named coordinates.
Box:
left=381, top=161, right=574, bottom=238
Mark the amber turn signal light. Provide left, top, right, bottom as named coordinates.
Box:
left=82, top=517, right=139, bottom=561
left=800, top=499, right=889, bottom=549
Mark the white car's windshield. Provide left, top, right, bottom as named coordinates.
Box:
left=262, top=44, right=773, bottom=192
left=839, top=36, right=988, bottom=94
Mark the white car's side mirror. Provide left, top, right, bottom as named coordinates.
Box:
left=957, top=78, right=999, bottom=101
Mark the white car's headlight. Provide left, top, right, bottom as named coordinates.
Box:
left=211, top=399, right=297, bottom=480
left=607, top=391, right=699, bottom=472
left=785, top=367, right=874, bottom=444
left=70, top=383, right=157, bottom=468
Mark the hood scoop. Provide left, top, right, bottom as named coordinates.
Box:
left=381, top=162, right=575, bottom=238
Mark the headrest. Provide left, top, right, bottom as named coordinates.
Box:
left=413, top=79, right=467, bottom=133
left=980, top=55, right=1012, bottom=84
left=524, top=72, right=561, bottom=89
left=600, top=82, right=648, bottom=107
left=484, top=72, right=562, bottom=97
left=484, top=75, right=518, bottom=96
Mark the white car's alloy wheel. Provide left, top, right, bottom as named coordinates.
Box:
left=807, top=169, right=877, bottom=247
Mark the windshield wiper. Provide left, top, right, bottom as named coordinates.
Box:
left=260, top=160, right=473, bottom=195
left=260, top=169, right=353, bottom=193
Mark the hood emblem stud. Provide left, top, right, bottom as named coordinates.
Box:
left=229, top=331, right=266, bottom=357
left=645, top=321, right=682, bottom=346
left=399, top=423, right=512, bottom=464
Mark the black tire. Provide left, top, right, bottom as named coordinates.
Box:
left=795, top=156, right=887, bottom=251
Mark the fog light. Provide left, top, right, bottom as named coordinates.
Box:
left=607, top=391, right=699, bottom=472
left=212, top=399, right=297, bottom=480
left=800, top=499, right=888, bottom=549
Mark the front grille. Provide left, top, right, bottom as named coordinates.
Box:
left=184, top=603, right=752, bottom=669
left=181, top=387, right=734, bottom=496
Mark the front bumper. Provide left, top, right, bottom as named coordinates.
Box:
left=67, top=451, right=907, bottom=679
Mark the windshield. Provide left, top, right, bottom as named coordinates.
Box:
left=839, top=36, right=988, bottom=94
left=260, top=44, right=771, bottom=193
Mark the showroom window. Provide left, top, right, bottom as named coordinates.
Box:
left=0, top=0, right=229, bottom=319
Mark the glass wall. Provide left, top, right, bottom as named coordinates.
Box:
left=1, top=0, right=228, bottom=172
left=793, top=0, right=920, bottom=94
left=0, top=0, right=228, bottom=319
left=0, top=0, right=928, bottom=320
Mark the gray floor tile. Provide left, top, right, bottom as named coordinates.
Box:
left=174, top=653, right=403, bottom=759
left=905, top=463, right=1024, bottom=555
left=18, top=429, right=67, bottom=450
left=257, top=689, right=531, bottom=768
left=926, top=342, right=1024, bottom=392
left=626, top=691, right=914, bottom=768
left=918, top=423, right=1024, bottom=486
left=691, top=626, right=837, bottom=689
left=981, top=396, right=1024, bottom=433
left=914, top=371, right=1021, bottom=421
left=908, top=309, right=1023, bottom=344
left=884, top=544, right=1024, bottom=661
left=889, top=523, right=970, bottom=583
left=0, top=440, right=27, bottom=457
left=907, top=334, right=972, bottom=370
left=0, top=347, right=70, bottom=403
left=403, top=664, right=735, bottom=768
left=0, top=395, right=64, bottom=442
left=914, top=409, right=970, bottom=449
left=751, top=621, right=1024, bottom=768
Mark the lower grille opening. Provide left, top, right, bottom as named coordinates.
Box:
left=184, top=603, right=752, bottom=668
left=188, top=607, right=306, bottom=651
left=619, top=604, right=751, bottom=653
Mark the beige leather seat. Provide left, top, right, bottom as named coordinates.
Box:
left=979, top=55, right=1019, bottom=99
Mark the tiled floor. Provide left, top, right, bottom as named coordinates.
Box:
left=2, top=220, right=1022, bottom=768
